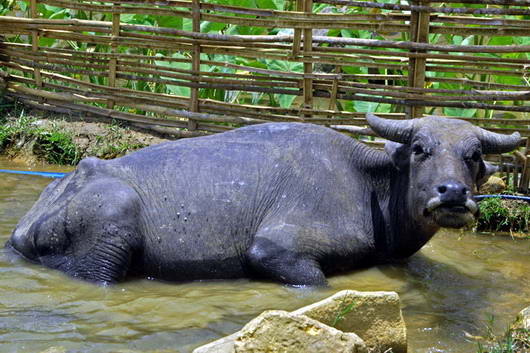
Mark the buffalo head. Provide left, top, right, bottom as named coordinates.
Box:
left=366, top=113, right=520, bottom=229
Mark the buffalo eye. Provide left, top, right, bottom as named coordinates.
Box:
left=465, top=150, right=481, bottom=163
left=412, top=143, right=424, bottom=156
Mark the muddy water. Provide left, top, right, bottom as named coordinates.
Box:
left=0, top=157, right=528, bottom=353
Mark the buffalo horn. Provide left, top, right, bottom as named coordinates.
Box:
left=475, top=127, right=521, bottom=154
left=366, top=113, right=414, bottom=144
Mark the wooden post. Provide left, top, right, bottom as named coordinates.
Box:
left=29, top=0, right=42, bottom=89
left=518, top=138, right=530, bottom=193
left=327, top=65, right=341, bottom=122
left=188, top=0, right=201, bottom=131
left=302, top=0, right=313, bottom=119
left=108, top=10, right=120, bottom=109
left=407, top=1, right=430, bottom=118
left=291, top=0, right=304, bottom=58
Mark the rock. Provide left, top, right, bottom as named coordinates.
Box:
left=233, top=310, right=367, bottom=353
left=193, top=290, right=407, bottom=353
left=514, top=306, right=530, bottom=330
left=479, top=176, right=506, bottom=194
left=292, top=290, right=407, bottom=353
left=193, top=332, right=240, bottom=353
left=509, top=306, right=530, bottom=352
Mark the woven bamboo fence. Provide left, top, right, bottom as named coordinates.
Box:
left=0, top=0, right=529, bottom=187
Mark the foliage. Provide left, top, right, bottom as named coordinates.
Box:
left=476, top=197, right=530, bottom=233
left=34, top=130, right=81, bottom=165
left=92, top=121, right=148, bottom=159
left=0, top=107, right=81, bottom=165
left=476, top=315, right=530, bottom=353
left=0, top=0, right=16, bottom=15
left=332, top=298, right=356, bottom=327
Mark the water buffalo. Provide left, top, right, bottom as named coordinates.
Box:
left=6, top=114, right=520, bottom=285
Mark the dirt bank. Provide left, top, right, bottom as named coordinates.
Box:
left=0, top=105, right=170, bottom=165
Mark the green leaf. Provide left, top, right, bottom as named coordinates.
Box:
left=495, top=75, right=524, bottom=86
left=39, top=37, right=56, bottom=47
left=228, top=0, right=256, bottom=7
left=443, top=107, right=477, bottom=118
left=256, top=0, right=276, bottom=9
left=272, top=0, right=285, bottom=10
left=200, top=21, right=226, bottom=33
left=17, top=0, right=27, bottom=12
left=266, top=59, right=303, bottom=73
left=120, top=14, right=154, bottom=25
left=488, top=36, right=514, bottom=46
left=155, top=53, right=191, bottom=97
left=157, top=16, right=183, bottom=29
left=43, top=4, right=64, bottom=13
left=376, top=103, right=392, bottom=114
left=461, top=35, right=475, bottom=46
left=341, top=65, right=363, bottom=75
left=226, top=25, right=265, bottom=36
left=244, top=60, right=268, bottom=69
left=183, top=18, right=193, bottom=31
left=515, top=37, right=530, bottom=46
left=353, top=99, right=379, bottom=113
left=279, top=94, right=297, bottom=108
left=120, top=14, right=136, bottom=23
left=340, top=29, right=356, bottom=38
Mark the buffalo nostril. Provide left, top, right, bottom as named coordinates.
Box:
left=438, top=186, right=447, bottom=194
left=462, top=187, right=469, bottom=195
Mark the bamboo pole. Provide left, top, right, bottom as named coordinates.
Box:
left=519, top=138, right=530, bottom=193
left=29, top=0, right=42, bottom=90
left=5, top=43, right=528, bottom=79
left=188, top=0, right=201, bottom=131
left=302, top=0, right=313, bottom=118
left=327, top=65, right=341, bottom=121
left=3, top=16, right=530, bottom=52
left=291, top=0, right=304, bottom=58
left=407, top=0, right=431, bottom=118
left=313, top=0, right=530, bottom=16
left=108, top=10, right=120, bottom=109
left=5, top=55, right=529, bottom=107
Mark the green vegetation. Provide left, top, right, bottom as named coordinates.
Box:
left=92, top=121, right=148, bottom=159
left=0, top=102, right=153, bottom=164
left=476, top=197, right=530, bottom=234
left=477, top=328, right=530, bottom=353
left=332, top=299, right=356, bottom=327
left=476, top=316, right=530, bottom=353
left=0, top=108, right=81, bottom=165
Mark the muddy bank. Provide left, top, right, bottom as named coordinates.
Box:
left=0, top=106, right=170, bottom=165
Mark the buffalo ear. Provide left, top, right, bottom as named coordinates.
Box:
left=477, top=160, right=498, bottom=187
left=385, top=141, right=409, bottom=170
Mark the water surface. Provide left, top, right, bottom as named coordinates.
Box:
left=0, top=157, right=528, bottom=352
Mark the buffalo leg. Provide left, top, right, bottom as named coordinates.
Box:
left=247, top=229, right=326, bottom=286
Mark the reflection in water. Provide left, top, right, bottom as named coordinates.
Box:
left=0, top=157, right=528, bottom=352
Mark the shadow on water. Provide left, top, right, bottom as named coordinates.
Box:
left=0, top=157, right=529, bottom=353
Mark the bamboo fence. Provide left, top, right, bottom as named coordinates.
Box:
left=0, top=0, right=529, bottom=188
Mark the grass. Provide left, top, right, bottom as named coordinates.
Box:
left=332, top=298, right=356, bottom=327
left=0, top=101, right=152, bottom=164
left=0, top=105, right=81, bottom=165
left=476, top=197, right=530, bottom=234
left=476, top=315, right=530, bottom=353
left=91, top=120, right=148, bottom=159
